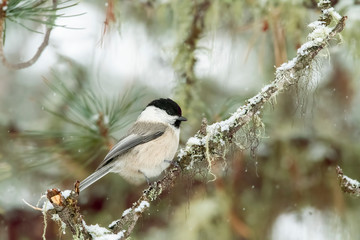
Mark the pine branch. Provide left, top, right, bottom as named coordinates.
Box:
left=24, top=73, right=141, bottom=180
left=0, top=0, right=78, bottom=70
left=41, top=2, right=347, bottom=239
left=0, top=0, right=56, bottom=69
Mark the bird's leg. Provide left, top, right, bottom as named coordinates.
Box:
left=138, top=170, right=151, bottom=185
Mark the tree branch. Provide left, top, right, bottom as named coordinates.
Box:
left=0, top=0, right=56, bottom=70
left=45, top=182, right=92, bottom=239
left=174, top=0, right=211, bottom=110
left=336, top=166, right=360, bottom=197
left=42, top=2, right=347, bottom=239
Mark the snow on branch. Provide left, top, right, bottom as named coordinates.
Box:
left=41, top=2, right=347, bottom=239
left=45, top=183, right=92, bottom=239
left=336, top=166, right=360, bottom=197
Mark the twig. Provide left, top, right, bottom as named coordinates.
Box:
left=99, top=0, right=116, bottom=46
left=0, top=0, right=56, bottom=70
left=22, top=199, right=43, bottom=211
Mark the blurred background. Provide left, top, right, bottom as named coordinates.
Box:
left=0, top=0, right=360, bottom=239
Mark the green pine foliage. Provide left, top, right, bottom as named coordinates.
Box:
left=22, top=61, right=142, bottom=181
left=5, top=0, right=81, bottom=32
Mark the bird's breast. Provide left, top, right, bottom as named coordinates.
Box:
left=112, top=128, right=179, bottom=184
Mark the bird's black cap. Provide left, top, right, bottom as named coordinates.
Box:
left=147, top=98, right=183, bottom=117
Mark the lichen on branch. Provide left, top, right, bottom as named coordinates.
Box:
left=336, top=166, right=360, bottom=197
left=45, top=182, right=91, bottom=239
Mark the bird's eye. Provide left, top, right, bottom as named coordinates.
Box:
left=174, top=120, right=181, bottom=128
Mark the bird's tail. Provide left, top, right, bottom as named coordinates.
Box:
left=79, top=166, right=112, bottom=192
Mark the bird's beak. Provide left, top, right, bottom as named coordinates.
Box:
left=177, top=116, right=187, bottom=121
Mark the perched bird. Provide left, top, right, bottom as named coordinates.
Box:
left=79, top=98, right=186, bottom=192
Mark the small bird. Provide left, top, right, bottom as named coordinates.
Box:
left=79, top=98, right=187, bottom=192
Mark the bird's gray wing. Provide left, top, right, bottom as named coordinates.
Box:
left=79, top=122, right=166, bottom=192
left=97, top=131, right=164, bottom=170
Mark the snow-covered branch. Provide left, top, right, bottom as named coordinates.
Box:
left=336, top=166, right=360, bottom=197
left=45, top=183, right=92, bottom=239
left=42, top=2, right=347, bottom=239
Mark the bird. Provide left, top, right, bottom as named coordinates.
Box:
left=79, top=98, right=187, bottom=192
